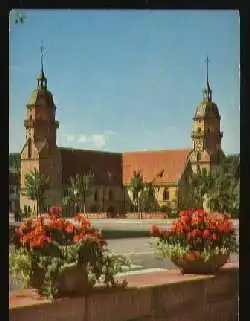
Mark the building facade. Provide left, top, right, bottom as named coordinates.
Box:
left=19, top=57, right=223, bottom=215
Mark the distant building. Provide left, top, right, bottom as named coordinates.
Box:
left=17, top=54, right=223, bottom=215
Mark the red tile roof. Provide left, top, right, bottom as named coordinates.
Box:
left=122, top=148, right=192, bottom=185
left=59, top=148, right=122, bottom=185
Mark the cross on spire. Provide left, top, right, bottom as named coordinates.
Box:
left=37, top=40, right=47, bottom=90
left=202, top=56, right=212, bottom=102
left=205, top=56, right=210, bottom=84
left=40, top=40, right=45, bottom=73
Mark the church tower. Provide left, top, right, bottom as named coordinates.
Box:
left=20, top=44, right=62, bottom=213
left=189, top=57, right=224, bottom=172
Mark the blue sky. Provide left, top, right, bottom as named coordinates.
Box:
left=9, top=10, right=240, bottom=154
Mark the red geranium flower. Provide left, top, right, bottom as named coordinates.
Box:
left=212, top=233, right=218, bottom=241
left=150, top=225, right=161, bottom=237
left=203, top=229, right=210, bottom=239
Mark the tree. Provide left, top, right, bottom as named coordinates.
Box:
left=23, top=169, right=50, bottom=217
left=63, top=172, right=94, bottom=215
left=140, top=182, right=157, bottom=212
left=14, top=12, right=26, bottom=24
left=9, top=153, right=21, bottom=173
left=208, top=155, right=240, bottom=217
left=190, top=166, right=218, bottom=208
left=189, top=154, right=240, bottom=217
left=128, top=171, right=145, bottom=218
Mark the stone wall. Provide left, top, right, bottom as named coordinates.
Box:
left=9, top=264, right=238, bottom=321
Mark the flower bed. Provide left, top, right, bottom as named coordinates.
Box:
left=9, top=206, right=130, bottom=299
left=150, top=209, right=238, bottom=274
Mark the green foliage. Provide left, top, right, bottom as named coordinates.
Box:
left=140, top=182, right=158, bottom=212
left=38, top=256, right=64, bottom=298
left=63, top=172, right=94, bottom=214
left=14, top=13, right=26, bottom=24
left=9, top=247, right=33, bottom=288
left=23, top=169, right=50, bottom=217
left=189, top=154, right=240, bottom=217
left=100, top=252, right=130, bottom=288
left=9, top=153, right=20, bottom=173
left=129, top=171, right=160, bottom=214
left=154, top=241, right=190, bottom=260
left=209, top=154, right=240, bottom=217
left=9, top=244, right=130, bottom=298
left=190, top=166, right=217, bottom=207
left=154, top=242, right=234, bottom=263
left=129, top=170, right=145, bottom=213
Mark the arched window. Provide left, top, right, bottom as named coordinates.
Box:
left=27, top=139, right=32, bottom=158
left=108, top=189, right=113, bottom=201
left=29, top=115, right=32, bottom=120
left=197, top=152, right=201, bottom=162
left=163, top=188, right=169, bottom=201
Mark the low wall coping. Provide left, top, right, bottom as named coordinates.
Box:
left=9, top=262, right=238, bottom=311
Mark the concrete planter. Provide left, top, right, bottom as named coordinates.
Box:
left=171, top=251, right=230, bottom=274
left=30, top=264, right=93, bottom=298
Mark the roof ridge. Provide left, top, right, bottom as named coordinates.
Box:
left=59, top=147, right=121, bottom=155
left=122, top=148, right=192, bottom=154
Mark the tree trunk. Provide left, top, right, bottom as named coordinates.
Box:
left=138, top=198, right=141, bottom=220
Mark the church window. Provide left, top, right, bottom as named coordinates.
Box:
left=197, top=152, right=201, bottom=162
left=29, top=115, right=32, bottom=120
left=163, top=188, right=169, bottom=201
left=28, top=138, right=32, bottom=158
left=197, top=127, right=201, bottom=133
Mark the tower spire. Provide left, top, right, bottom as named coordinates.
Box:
left=202, top=56, right=212, bottom=102
left=37, top=40, right=47, bottom=90
left=41, top=40, right=44, bottom=74
left=205, top=56, right=209, bottom=85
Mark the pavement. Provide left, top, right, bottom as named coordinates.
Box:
left=11, top=218, right=239, bottom=231
left=70, top=218, right=239, bottom=232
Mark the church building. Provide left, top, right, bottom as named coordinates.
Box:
left=19, top=54, right=224, bottom=216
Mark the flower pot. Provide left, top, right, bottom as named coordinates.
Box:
left=171, top=251, right=230, bottom=274
left=29, top=264, right=93, bottom=298
left=55, top=264, right=93, bottom=298
left=30, top=267, right=45, bottom=289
